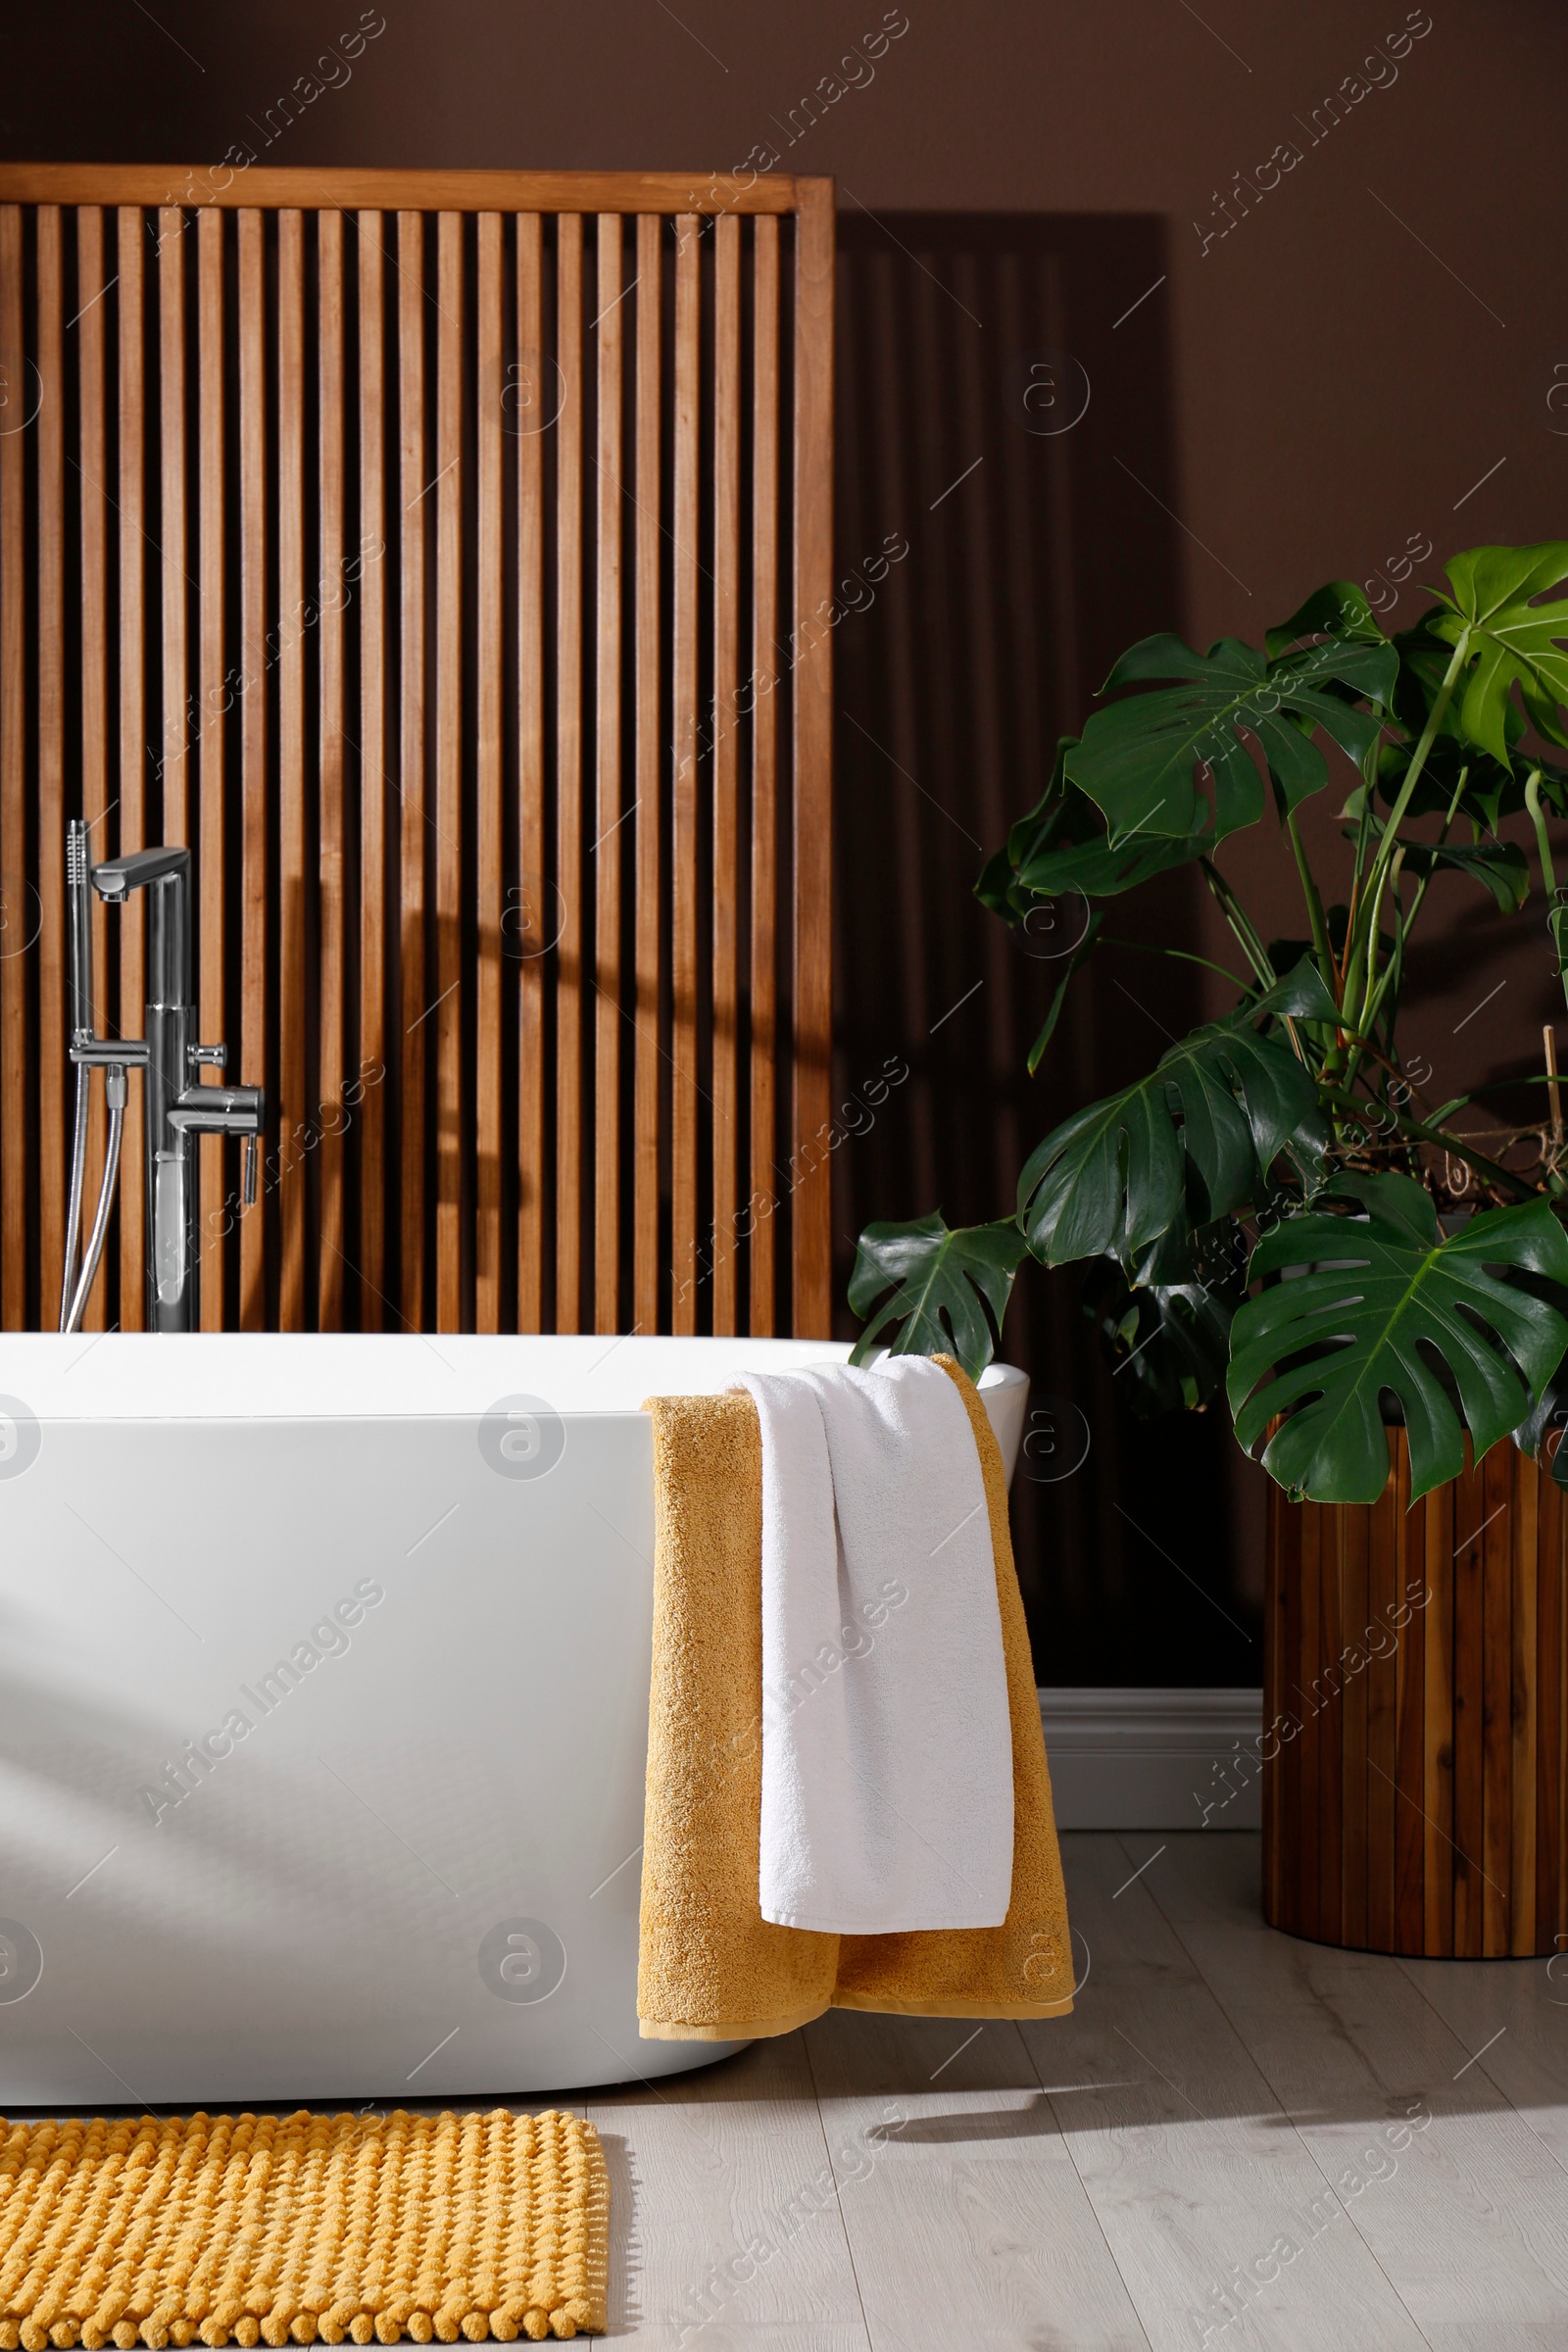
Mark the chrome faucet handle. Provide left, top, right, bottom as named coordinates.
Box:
left=188, top=1044, right=227, bottom=1071
left=243, top=1135, right=259, bottom=1207
left=167, top=1083, right=265, bottom=1136
left=91, top=844, right=191, bottom=902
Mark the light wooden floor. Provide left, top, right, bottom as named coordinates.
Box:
left=578, top=1832, right=1568, bottom=2350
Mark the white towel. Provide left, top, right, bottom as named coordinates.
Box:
left=733, top=1356, right=1014, bottom=1934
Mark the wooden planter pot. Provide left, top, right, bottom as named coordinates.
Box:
left=1263, top=1431, right=1568, bottom=1956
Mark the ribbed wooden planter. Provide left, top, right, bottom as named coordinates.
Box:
left=1264, top=1431, right=1568, bottom=1956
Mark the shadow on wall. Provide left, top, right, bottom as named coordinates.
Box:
left=829, top=212, right=1259, bottom=1690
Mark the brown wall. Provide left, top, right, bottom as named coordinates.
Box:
left=6, top=0, right=1566, bottom=1684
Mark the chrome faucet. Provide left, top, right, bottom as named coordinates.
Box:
left=62, top=819, right=266, bottom=1334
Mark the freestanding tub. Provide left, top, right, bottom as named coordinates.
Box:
left=0, top=1334, right=1029, bottom=2107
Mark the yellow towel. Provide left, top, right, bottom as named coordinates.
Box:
left=637, top=1354, right=1073, bottom=2038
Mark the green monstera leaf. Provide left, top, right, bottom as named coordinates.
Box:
left=975, top=736, right=1213, bottom=913
left=848, top=1212, right=1029, bottom=1379
left=1227, top=1172, right=1568, bottom=1506
left=973, top=734, right=1201, bottom=1076
left=1356, top=727, right=1568, bottom=842
left=1429, top=543, right=1568, bottom=765
left=1064, top=632, right=1396, bottom=850
left=1081, top=1246, right=1243, bottom=1416
left=1396, top=837, right=1530, bottom=913
left=1265, top=579, right=1392, bottom=660
left=1017, top=961, right=1335, bottom=1269
left=1348, top=785, right=1532, bottom=911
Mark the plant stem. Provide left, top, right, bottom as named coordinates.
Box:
left=1379, top=763, right=1467, bottom=1046
left=1200, top=857, right=1276, bottom=989
left=1339, top=771, right=1375, bottom=991
left=1527, top=766, right=1555, bottom=893
left=1346, top=846, right=1405, bottom=1087
left=1346, top=628, right=1471, bottom=1039
left=1286, top=808, right=1338, bottom=1004
left=1385, top=766, right=1469, bottom=1065
left=1333, top=1029, right=1438, bottom=1117
left=1524, top=766, right=1568, bottom=1021
left=1327, top=742, right=1383, bottom=1081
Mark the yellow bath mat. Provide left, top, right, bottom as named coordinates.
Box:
left=0, top=2108, right=607, bottom=2347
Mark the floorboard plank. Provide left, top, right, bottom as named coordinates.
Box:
left=1017, top=1834, right=1429, bottom=2352
left=585, top=2030, right=872, bottom=2348
left=1396, top=1951, right=1568, bottom=2177
left=805, top=2004, right=1151, bottom=2351
left=1146, top=1831, right=1568, bottom=2349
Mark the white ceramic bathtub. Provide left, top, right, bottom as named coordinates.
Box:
left=0, top=1334, right=1029, bottom=2106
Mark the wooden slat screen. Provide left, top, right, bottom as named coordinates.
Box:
left=0, top=168, right=834, bottom=1337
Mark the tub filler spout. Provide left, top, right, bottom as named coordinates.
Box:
left=61, top=820, right=266, bottom=1333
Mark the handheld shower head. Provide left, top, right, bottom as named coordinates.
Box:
left=66, top=818, right=94, bottom=1045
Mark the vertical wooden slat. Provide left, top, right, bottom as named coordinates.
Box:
left=1512, top=1444, right=1539, bottom=1954
left=318, top=207, right=346, bottom=1330
left=710, top=211, right=741, bottom=1337
left=35, top=209, right=65, bottom=1327
left=792, top=180, right=836, bottom=1338
left=117, top=208, right=146, bottom=1332
left=158, top=208, right=189, bottom=846
left=358, top=212, right=387, bottom=1328
left=1318, top=1510, right=1345, bottom=1946
left=1560, top=1476, right=1567, bottom=1958
left=1481, top=1440, right=1513, bottom=1954
left=1297, top=1491, right=1322, bottom=1941
left=435, top=212, right=464, bottom=1333
left=1366, top=1437, right=1400, bottom=1951
left=1541, top=1456, right=1564, bottom=1952
left=515, top=213, right=546, bottom=1331
left=749, top=215, right=779, bottom=1338
left=276, top=211, right=306, bottom=1330
left=632, top=213, right=662, bottom=1335
left=1394, top=1475, right=1427, bottom=1953
left=593, top=212, right=623, bottom=1337
left=555, top=212, right=584, bottom=1335
left=77, top=207, right=109, bottom=1333
left=197, top=207, right=225, bottom=1329
left=1452, top=1445, right=1486, bottom=1956
left=1560, top=1492, right=1568, bottom=1958
left=0, top=205, right=23, bottom=1327
left=238, top=207, right=268, bottom=1330
left=1560, top=1486, right=1568, bottom=1957
left=1425, top=1466, right=1455, bottom=1955
left=157, top=208, right=188, bottom=1319
left=474, top=212, right=504, bottom=1335
left=1559, top=1485, right=1568, bottom=1957
left=1339, top=1472, right=1369, bottom=1947
left=1262, top=1480, right=1298, bottom=1932
left=670, top=214, right=700, bottom=1337
left=398, top=209, right=426, bottom=1330
left=1260, top=1485, right=1279, bottom=1923
left=1263, top=1485, right=1285, bottom=1931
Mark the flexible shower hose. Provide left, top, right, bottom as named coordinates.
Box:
left=58, top=1059, right=90, bottom=1332
left=61, top=1065, right=125, bottom=1336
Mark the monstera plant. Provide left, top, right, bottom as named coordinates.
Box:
left=850, top=542, right=1568, bottom=1507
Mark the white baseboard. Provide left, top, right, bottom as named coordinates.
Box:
left=1039, top=1687, right=1264, bottom=1831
